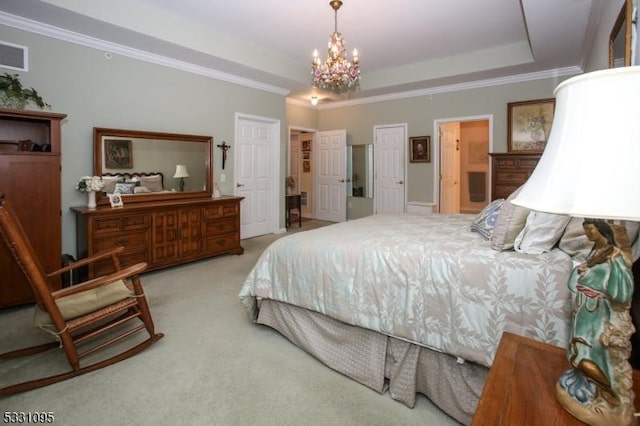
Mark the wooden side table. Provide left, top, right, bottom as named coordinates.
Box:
left=285, top=194, right=302, bottom=228
left=472, top=332, right=640, bottom=425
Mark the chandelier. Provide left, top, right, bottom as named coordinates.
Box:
left=311, top=0, right=360, bottom=92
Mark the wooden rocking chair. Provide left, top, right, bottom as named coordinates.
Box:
left=0, top=193, right=164, bottom=395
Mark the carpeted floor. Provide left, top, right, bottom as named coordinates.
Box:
left=0, top=219, right=460, bottom=425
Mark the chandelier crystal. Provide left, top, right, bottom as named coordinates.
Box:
left=311, top=0, right=360, bottom=92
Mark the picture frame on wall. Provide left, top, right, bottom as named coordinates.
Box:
left=104, top=139, right=133, bottom=169
left=507, top=98, right=555, bottom=153
left=409, top=136, right=430, bottom=163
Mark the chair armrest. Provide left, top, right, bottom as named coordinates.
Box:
left=47, top=246, right=126, bottom=278
left=51, top=262, right=148, bottom=299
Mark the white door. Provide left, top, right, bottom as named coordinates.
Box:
left=374, top=124, right=406, bottom=214
left=440, top=122, right=461, bottom=213
left=314, top=129, right=346, bottom=222
left=234, top=114, right=280, bottom=239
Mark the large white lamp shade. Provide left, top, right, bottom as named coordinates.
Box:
left=512, top=66, right=640, bottom=221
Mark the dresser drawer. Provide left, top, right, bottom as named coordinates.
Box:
left=93, top=249, right=148, bottom=276
left=203, top=217, right=237, bottom=237
left=204, top=202, right=238, bottom=220
left=203, top=233, right=239, bottom=254
left=92, top=214, right=148, bottom=235
left=496, top=171, right=529, bottom=183
left=94, top=230, right=148, bottom=251
left=494, top=185, right=520, bottom=200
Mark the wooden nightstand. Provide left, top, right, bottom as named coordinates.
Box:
left=472, top=332, right=640, bottom=425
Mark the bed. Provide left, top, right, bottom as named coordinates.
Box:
left=239, top=197, right=639, bottom=424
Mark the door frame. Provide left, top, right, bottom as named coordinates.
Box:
left=234, top=112, right=281, bottom=236
left=288, top=125, right=317, bottom=223
left=433, top=115, right=493, bottom=212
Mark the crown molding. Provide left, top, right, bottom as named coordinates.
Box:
left=0, top=11, right=290, bottom=97
left=311, top=66, right=583, bottom=109
left=2, top=11, right=582, bottom=109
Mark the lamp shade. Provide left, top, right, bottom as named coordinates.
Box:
left=511, top=66, right=640, bottom=221
left=173, top=164, right=190, bottom=178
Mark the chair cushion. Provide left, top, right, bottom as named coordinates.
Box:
left=34, top=279, right=133, bottom=331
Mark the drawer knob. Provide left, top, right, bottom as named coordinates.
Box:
left=116, top=239, right=128, bottom=246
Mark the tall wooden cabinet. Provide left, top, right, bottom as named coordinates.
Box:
left=0, top=108, right=67, bottom=307
left=490, top=153, right=542, bottom=200
left=71, top=196, right=244, bottom=279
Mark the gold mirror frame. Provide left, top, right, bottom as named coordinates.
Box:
left=609, top=0, right=633, bottom=68
left=93, top=127, right=213, bottom=205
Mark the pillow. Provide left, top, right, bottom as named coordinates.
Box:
left=514, top=211, right=571, bottom=254
left=114, top=182, right=137, bottom=194
left=559, top=218, right=640, bottom=262
left=101, top=175, right=123, bottom=194
left=134, top=186, right=151, bottom=194
left=470, top=199, right=504, bottom=240
left=139, top=175, right=163, bottom=192
left=491, top=186, right=530, bottom=251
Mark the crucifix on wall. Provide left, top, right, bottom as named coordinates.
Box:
left=217, top=141, right=230, bottom=169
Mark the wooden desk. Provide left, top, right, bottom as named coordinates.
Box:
left=285, top=194, right=301, bottom=228
left=472, top=332, right=640, bottom=425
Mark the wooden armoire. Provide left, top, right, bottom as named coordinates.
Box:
left=0, top=108, right=67, bottom=307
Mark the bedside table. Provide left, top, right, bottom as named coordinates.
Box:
left=472, top=332, right=640, bottom=425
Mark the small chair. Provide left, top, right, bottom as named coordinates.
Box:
left=0, top=193, right=164, bottom=395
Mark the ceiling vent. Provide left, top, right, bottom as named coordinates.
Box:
left=0, top=41, right=28, bottom=71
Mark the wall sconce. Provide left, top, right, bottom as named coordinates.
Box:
left=173, top=164, right=190, bottom=192
left=310, top=96, right=318, bottom=106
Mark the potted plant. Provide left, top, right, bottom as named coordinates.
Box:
left=0, top=73, right=50, bottom=109
left=285, top=176, right=296, bottom=195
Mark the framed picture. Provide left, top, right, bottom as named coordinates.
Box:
left=409, top=136, right=430, bottom=163
left=303, top=160, right=310, bottom=173
left=507, top=98, right=555, bottom=153
left=107, top=193, right=124, bottom=208
left=301, top=140, right=311, bottom=151
left=104, top=139, right=133, bottom=169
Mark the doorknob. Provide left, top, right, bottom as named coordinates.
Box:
left=396, top=180, right=404, bottom=184
left=236, top=183, right=245, bottom=188
left=338, top=179, right=345, bottom=183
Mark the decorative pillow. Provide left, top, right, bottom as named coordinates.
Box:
left=139, top=175, right=163, bottom=192
left=101, top=176, right=123, bottom=194
left=470, top=199, right=504, bottom=240
left=114, top=182, right=137, bottom=194
left=491, top=186, right=531, bottom=251
left=514, top=212, right=571, bottom=254
left=559, top=218, right=640, bottom=262
left=133, top=186, right=151, bottom=194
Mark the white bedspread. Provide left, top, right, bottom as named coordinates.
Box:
left=239, top=214, right=574, bottom=367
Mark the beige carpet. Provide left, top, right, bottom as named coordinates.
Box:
left=0, top=220, right=460, bottom=425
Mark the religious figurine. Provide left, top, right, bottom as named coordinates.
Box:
left=556, top=219, right=636, bottom=425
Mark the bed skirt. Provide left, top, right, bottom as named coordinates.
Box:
left=257, top=299, right=488, bottom=425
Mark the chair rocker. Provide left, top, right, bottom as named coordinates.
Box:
left=0, top=193, right=164, bottom=395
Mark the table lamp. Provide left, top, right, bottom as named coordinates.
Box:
left=512, top=66, right=640, bottom=425
left=173, top=164, right=190, bottom=192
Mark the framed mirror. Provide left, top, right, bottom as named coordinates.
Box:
left=347, top=144, right=373, bottom=198
left=93, top=127, right=213, bottom=205
left=609, top=0, right=633, bottom=68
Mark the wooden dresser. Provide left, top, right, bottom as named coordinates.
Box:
left=490, top=153, right=542, bottom=200
left=71, top=196, right=243, bottom=279
left=0, top=108, right=67, bottom=307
